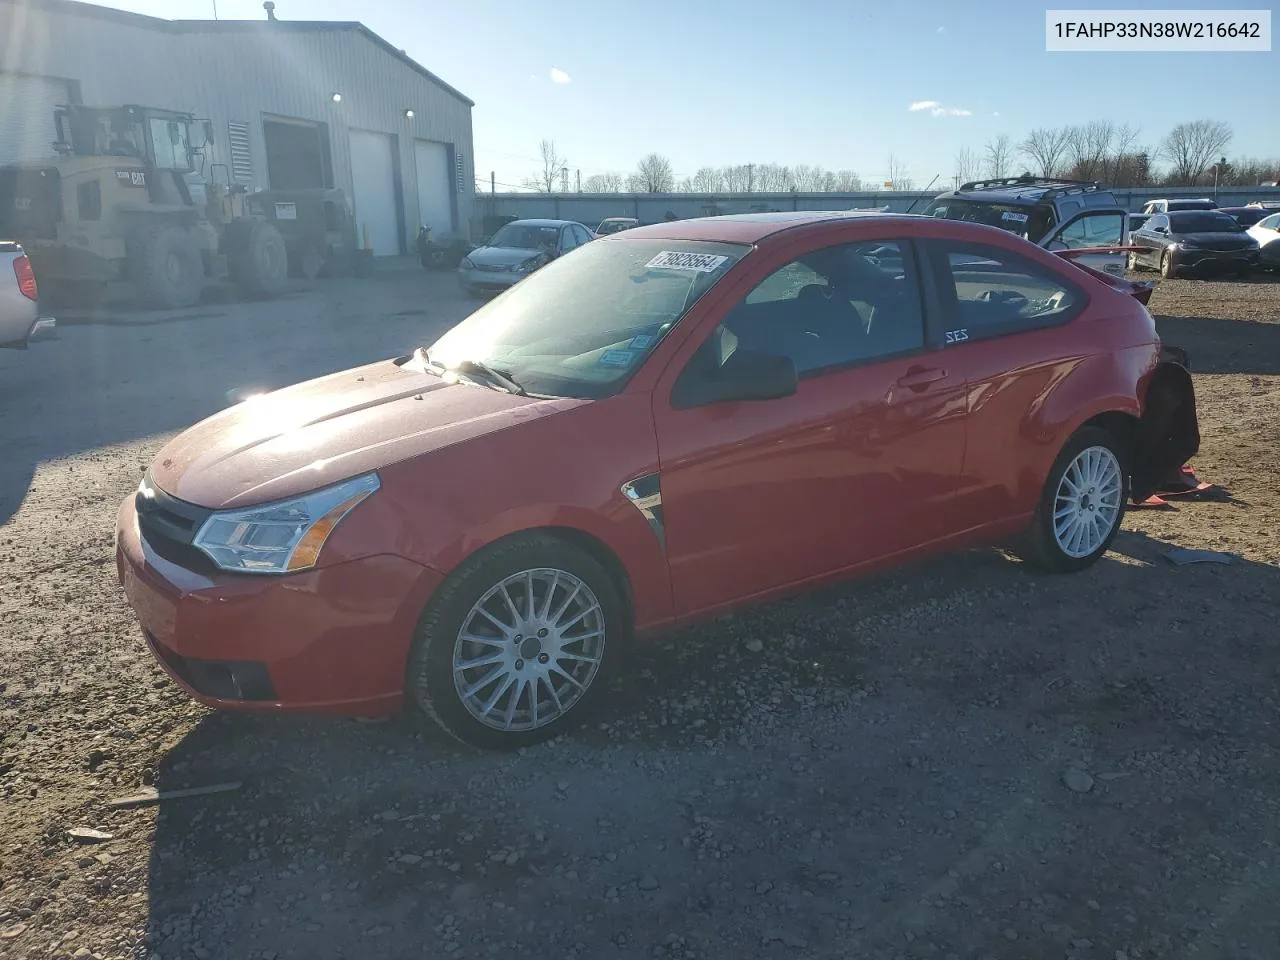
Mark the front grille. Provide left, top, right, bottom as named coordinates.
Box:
left=135, top=472, right=217, bottom=574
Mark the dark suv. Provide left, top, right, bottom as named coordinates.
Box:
left=923, top=176, right=1130, bottom=276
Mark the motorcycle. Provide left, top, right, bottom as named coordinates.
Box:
left=415, top=225, right=469, bottom=270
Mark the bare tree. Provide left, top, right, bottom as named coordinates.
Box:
left=690, top=167, right=724, bottom=192
left=954, top=146, right=980, bottom=185
left=1161, top=120, right=1233, bottom=183
left=983, top=135, right=1013, bottom=178
left=832, top=170, right=862, bottom=191
left=582, top=172, right=623, bottom=192
left=631, top=153, right=675, bottom=193
left=523, top=139, right=567, bottom=193
left=886, top=153, right=909, bottom=189
left=791, top=165, right=832, bottom=191
left=755, top=163, right=795, bottom=191
left=1019, top=127, right=1070, bottom=177
left=722, top=164, right=752, bottom=192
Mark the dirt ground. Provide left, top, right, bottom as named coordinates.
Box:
left=1, top=267, right=1278, bottom=960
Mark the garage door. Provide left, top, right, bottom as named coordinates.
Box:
left=414, top=139, right=453, bottom=237
left=0, top=73, right=71, bottom=163
left=348, top=130, right=400, bottom=256
left=263, top=117, right=331, bottom=190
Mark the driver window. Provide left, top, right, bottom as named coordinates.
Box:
left=1056, top=213, right=1124, bottom=249
left=695, top=240, right=925, bottom=380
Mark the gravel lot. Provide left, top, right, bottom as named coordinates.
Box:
left=2, top=266, right=1279, bottom=960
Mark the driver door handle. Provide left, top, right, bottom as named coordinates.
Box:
left=896, top=367, right=948, bottom=390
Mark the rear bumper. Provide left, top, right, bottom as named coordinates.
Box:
left=115, top=494, right=445, bottom=717
left=0, top=294, right=39, bottom=347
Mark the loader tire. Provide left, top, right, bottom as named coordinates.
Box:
left=128, top=224, right=204, bottom=310
left=227, top=219, right=288, bottom=298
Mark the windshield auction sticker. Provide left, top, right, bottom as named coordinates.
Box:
left=1046, top=9, right=1271, bottom=51
left=646, top=251, right=729, bottom=273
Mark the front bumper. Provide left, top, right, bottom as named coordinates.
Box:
left=457, top=265, right=524, bottom=293
left=115, top=493, right=444, bottom=716
left=1170, top=247, right=1259, bottom=273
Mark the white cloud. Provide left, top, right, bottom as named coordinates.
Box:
left=549, top=67, right=571, bottom=84
left=992, top=111, right=1001, bottom=117
left=936, top=25, right=946, bottom=33
left=910, top=100, right=972, bottom=117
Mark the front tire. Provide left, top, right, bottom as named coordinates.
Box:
left=227, top=219, right=288, bottom=298
left=1160, top=250, right=1178, bottom=279
left=1016, top=427, right=1128, bottom=573
left=129, top=224, right=204, bottom=309
left=406, top=534, right=625, bottom=749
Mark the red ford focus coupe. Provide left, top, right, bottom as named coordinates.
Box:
left=116, top=212, right=1198, bottom=748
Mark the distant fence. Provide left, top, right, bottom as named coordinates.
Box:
left=469, top=186, right=1280, bottom=236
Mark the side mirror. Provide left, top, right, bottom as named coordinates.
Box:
left=706, top=348, right=798, bottom=403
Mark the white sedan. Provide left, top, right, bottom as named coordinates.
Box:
left=1247, top=212, right=1280, bottom=271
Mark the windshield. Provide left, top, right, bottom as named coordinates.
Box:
left=487, top=223, right=561, bottom=250
left=1166, top=199, right=1217, bottom=210
left=596, top=220, right=632, bottom=234
left=1169, top=212, right=1243, bottom=233
left=427, top=238, right=748, bottom=399
left=922, top=198, right=1054, bottom=241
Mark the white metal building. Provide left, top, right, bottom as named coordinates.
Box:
left=0, top=0, right=474, bottom=255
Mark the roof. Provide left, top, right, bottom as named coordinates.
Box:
left=508, top=218, right=583, bottom=227
left=935, top=176, right=1106, bottom=208
left=618, top=210, right=906, bottom=244
left=1, top=0, right=474, bottom=106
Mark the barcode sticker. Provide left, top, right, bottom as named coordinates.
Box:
left=645, top=251, right=729, bottom=272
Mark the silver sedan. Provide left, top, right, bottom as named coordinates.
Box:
left=457, top=219, right=594, bottom=296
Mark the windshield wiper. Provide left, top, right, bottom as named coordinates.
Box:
left=449, top=359, right=528, bottom=396
left=414, top=346, right=446, bottom=374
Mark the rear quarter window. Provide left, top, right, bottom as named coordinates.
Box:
left=927, top=241, right=1085, bottom=343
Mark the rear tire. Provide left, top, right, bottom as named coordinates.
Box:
left=128, top=224, right=204, bottom=309
left=227, top=219, right=288, bottom=298
left=406, top=533, right=625, bottom=749
left=1015, top=426, right=1129, bottom=573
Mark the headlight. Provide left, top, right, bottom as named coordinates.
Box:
left=192, top=473, right=380, bottom=574
left=459, top=256, right=475, bottom=270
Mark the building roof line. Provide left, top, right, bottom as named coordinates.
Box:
left=0, top=0, right=475, bottom=107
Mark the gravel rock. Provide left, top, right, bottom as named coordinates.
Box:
left=1063, top=768, right=1095, bottom=794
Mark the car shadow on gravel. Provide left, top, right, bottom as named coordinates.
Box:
left=1153, top=313, right=1280, bottom=376
left=138, top=528, right=1280, bottom=959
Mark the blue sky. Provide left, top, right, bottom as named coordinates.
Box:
left=95, top=0, right=1277, bottom=189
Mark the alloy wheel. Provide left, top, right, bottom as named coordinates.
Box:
left=451, top=567, right=606, bottom=732
left=1052, top=445, right=1123, bottom=558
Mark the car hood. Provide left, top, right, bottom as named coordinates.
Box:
left=148, top=357, right=583, bottom=510
left=1174, top=231, right=1257, bottom=248
left=468, top=246, right=544, bottom=267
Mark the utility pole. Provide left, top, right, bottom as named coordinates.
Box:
left=490, top=171, right=495, bottom=194
left=576, top=169, right=581, bottom=192
left=561, top=166, right=568, bottom=193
